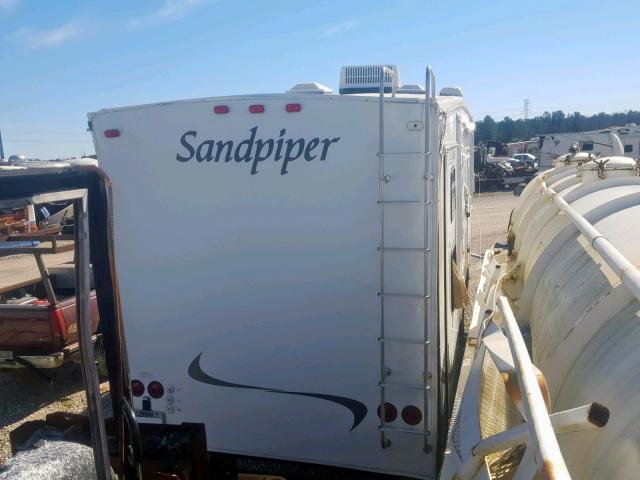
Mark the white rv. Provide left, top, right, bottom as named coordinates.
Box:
left=537, top=125, right=640, bottom=168
left=89, top=65, right=474, bottom=479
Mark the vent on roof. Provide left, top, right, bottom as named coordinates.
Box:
left=339, top=65, right=399, bottom=94
left=439, top=87, right=464, bottom=97
left=397, top=84, right=426, bottom=94
left=287, top=82, right=333, bottom=94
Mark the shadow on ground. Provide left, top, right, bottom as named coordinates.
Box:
left=0, top=363, right=85, bottom=431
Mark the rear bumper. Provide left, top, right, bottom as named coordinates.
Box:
left=0, top=335, right=98, bottom=369
left=502, top=176, right=526, bottom=184
left=0, top=351, right=65, bottom=369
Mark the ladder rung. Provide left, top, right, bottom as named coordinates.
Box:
left=378, top=247, right=429, bottom=252
left=380, top=426, right=430, bottom=436
left=379, top=337, right=430, bottom=345
left=379, top=292, right=428, bottom=299
left=377, top=200, right=426, bottom=205
left=379, top=381, right=430, bottom=391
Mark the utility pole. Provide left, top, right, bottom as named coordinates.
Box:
left=523, top=99, right=531, bottom=120
left=0, top=130, right=4, bottom=159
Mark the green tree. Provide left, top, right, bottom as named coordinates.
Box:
left=497, top=117, right=515, bottom=143
left=474, top=109, right=640, bottom=145
left=551, top=111, right=566, bottom=133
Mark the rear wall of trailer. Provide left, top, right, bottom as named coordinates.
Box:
left=91, top=93, right=448, bottom=478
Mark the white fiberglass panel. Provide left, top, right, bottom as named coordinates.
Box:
left=91, top=95, right=435, bottom=478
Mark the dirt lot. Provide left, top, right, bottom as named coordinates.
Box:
left=0, top=191, right=519, bottom=464
left=467, top=190, right=519, bottom=302
left=0, top=247, right=74, bottom=294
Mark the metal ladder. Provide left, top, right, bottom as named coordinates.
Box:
left=378, top=67, right=438, bottom=453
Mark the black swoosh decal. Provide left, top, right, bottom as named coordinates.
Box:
left=188, top=352, right=367, bottom=431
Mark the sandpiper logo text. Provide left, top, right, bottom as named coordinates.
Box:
left=176, top=127, right=341, bottom=175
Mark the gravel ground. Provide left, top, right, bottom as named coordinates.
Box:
left=0, top=191, right=518, bottom=466
left=0, top=364, right=111, bottom=463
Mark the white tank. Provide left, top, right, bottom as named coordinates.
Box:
left=505, top=157, right=640, bottom=479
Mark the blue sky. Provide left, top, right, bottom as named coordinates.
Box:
left=1, top=0, right=638, bottom=159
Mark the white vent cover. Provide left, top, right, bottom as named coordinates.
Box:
left=397, top=84, right=426, bottom=94
left=439, top=86, right=463, bottom=97
left=339, top=65, right=399, bottom=94
left=287, top=82, right=333, bottom=94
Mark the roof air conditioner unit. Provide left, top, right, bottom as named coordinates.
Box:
left=439, top=87, right=464, bottom=97
left=397, top=84, right=426, bottom=94
left=287, top=82, right=333, bottom=94
left=339, top=65, right=399, bottom=94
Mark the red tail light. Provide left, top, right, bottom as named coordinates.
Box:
left=214, top=105, right=229, bottom=114
left=285, top=103, right=302, bottom=112
left=377, top=403, right=397, bottom=422
left=131, top=380, right=145, bottom=397
left=147, top=381, right=165, bottom=399
left=49, top=307, right=67, bottom=339
left=104, top=129, right=120, bottom=138
left=401, top=405, right=422, bottom=425
left=249, top=104, right=265, bottom=113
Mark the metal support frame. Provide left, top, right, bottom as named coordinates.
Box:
left=73, top=194, right=112, bottom=480
left=449, top=249, right=610, bottom=480
left=457, top=402, right=608, bottom=479
left=453, top=293, right=582, bottom=480
left=498, top=295, right=570, bottom=479
left=34, top=253, right=57, bottom=304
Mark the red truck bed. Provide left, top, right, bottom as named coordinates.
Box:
left=0, top=249, right=100, bottom=368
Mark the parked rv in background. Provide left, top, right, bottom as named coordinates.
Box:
left=537, top=124, right=639, bottom=168
left=498, top=124, right=640, bottom=171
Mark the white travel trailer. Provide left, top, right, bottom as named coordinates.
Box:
left=613, top=123, right=640, bottom=155
left=89, top=65, right=474, bottom=479
left=537, top=125, right=640, bottom=168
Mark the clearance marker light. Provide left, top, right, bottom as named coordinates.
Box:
left=214, top=105, right=229, bottom=114
left=285, top=103, right=302, bottom=112
left=104, top=129, right=120, bottom=138
left=249, top=104, right=265, bottom=113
